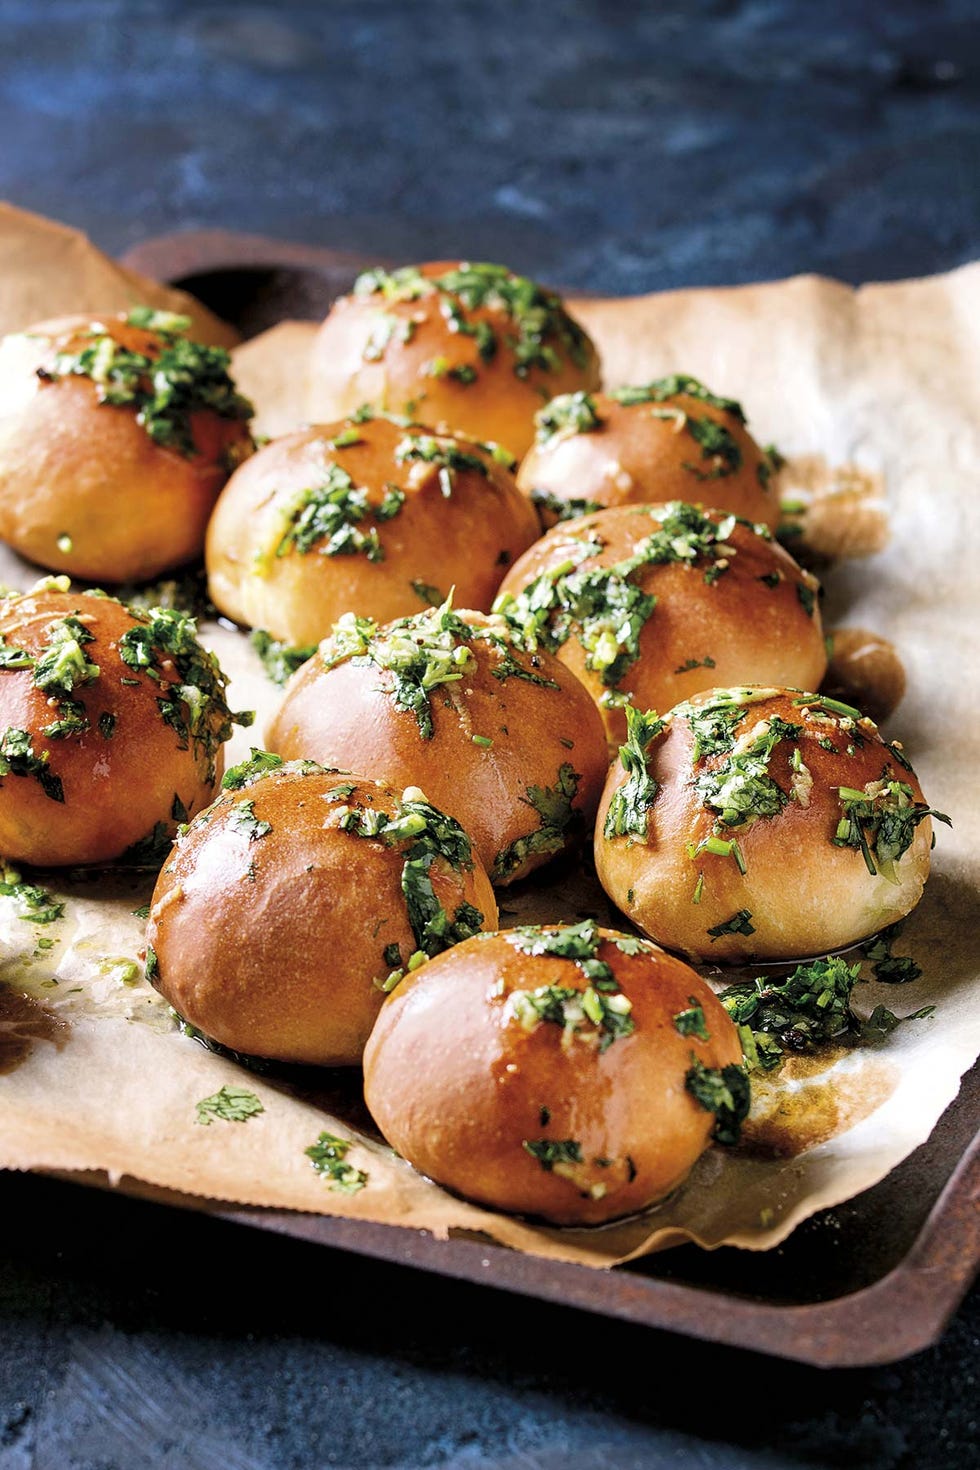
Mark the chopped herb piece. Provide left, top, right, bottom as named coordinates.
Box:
left=721, top=956, right=862, bottom=1070
left=834, top=778, right=950, bottom=879
left=797, top=582, right=817, bottom=617
left=529, top=488, right=603, bottom=523
left=862, top=925, right=922, bottom=984
left=133, top=904, right=150, bottom=920
left=410, top=579, right=444, bottom=607
left=674, top=655, right=717, bottom=675
left=170, top=793, right=189, bottom=823
left=472, top=734, right=493, bottom=748
left=523, top=1138, right=583, bottom=1171
left=610, top=375, right=746, bottom=422
left=861, top=1003, right=935, bottom=1043
left=272, top=461, right=404, bottom=562
left=758, top=571, right=782, bottom=589
left=229, top=800, right=272, bottom=842
left=222, top=748, right=285, bottom=790
left=539, top=1106, right=551, bottom=1126
left=673, top=998, right=710, bottom=1040
left=693, top=715, right=801, bottom=833
left=604, top=705, right=665, bottom=840
left=491, top=763, right=581, bottom=881
left=0, top=634, right=33, bottom=669
left=507, top=978, right=634, bottom=1052
left=707, top=909, right=756, bottom=940
left=119, top=822, right=173, bottom=868
left=0, top=727, right=63, bottom=802
left=305, top=1131, right=368, bottom=1193
left=40, top=311, right=253, bottom=457
left=250, top=630, right=316, bottom=686
left=195, top=1085, right=264, bottom=1126
left=535, top=391, right=602, bottom=442
left=685, top=1058, right=751, bottom=1145
left=0, top=875, right=64, bottom=925
left=98, top=711, right=117, bottom=740
left=145, top=944, right=159, bottom=981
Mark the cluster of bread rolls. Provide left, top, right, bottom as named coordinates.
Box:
left=0, top=262, right=946, bottom=1230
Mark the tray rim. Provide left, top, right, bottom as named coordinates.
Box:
left=100, top=228, right=977, bottom=1362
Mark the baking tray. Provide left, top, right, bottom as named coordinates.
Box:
left=63, top=228, right=973, bottom=1368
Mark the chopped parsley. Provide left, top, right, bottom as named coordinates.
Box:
left=0, top=873, right=64, bottom=925
left=354, top=261, right=592, bottom=382
left=34, top=614, right=100, bottom=739
left=118, top=606, right=249, bottom=782
left=491, top=763, right=582, bottom=881
left=721, top=956, right=862, bottom=1072
left=797, top=582, right=817, bottom=617
left=410, top=579, right=445, bottom=607
left=0, top=727, right=63, bottom=802
left=529, top=488, right=604, bottom=523
left=523, top=1138, right=583, bottom=1171
left=273, top=462, right=404, bottom=561
left=707, top=909, right=756, bottom=940
left=862, top=924, right=922, bottom=984
left=534, top=391, right=602, bottom=443
left=229, top=799, right=271, bottom=842
left=394, top=433, right=489, bottom=497
left=507, top=980, right=634, bottom=1052
left=38, top=308, right=253, bottom=457
left=674, top=656, right=716, bottom=675
left=609, top=375, right=746, bottom=421
left=833, top=778, right=950, bottom=879
left=692, top=715, right=801, bottom=832
left=250, top=630, right=317, bottom=686
left=195, top=1085, right=264, bottom=1126
left=685, top=1058, right=751, bottom=1145
left=603, top=705, right=665, bottom=840
left=673, top=998, right=710, bottom=1040
left=221, top=748, right=285, bottom=790
left=305, top=1131, right=368, bottom=1193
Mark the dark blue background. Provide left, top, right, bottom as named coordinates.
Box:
left=1, top=2, right=979, bottom=1466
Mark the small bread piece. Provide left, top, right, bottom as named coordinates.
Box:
left=0, top=582, right=242, bottom=866
left=308, top=261, right=600, bottom=458
left=267, top=600, right=609, bottom=884
left=495, top=502, right=826, bottom=746
left=147, top=756, right=497, bottom=1066
left=519, top=378, right=778, bottom=529
left=595, top=688, right=949, bottom=962
left=363, top=922, right=747, bottom=1226
left=0, top=309, right=253, bottom=582
left=206, top=413, right=539, bottom=646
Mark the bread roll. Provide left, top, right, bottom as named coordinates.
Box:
left=0, top=581, right=243, bottom=865
left=267, top=601, right=609, bottom=884
left=595, top=687, right=949, bottom=961
left=0, top=309, right=253, bottom=582
left=495, top=502, right=826, bottom=746
left=206, top=413, right=540, bottom=646
left=519, top=378, right=778, bottom=528
left=147, top=756, right=497, bottom=1066
left=363, top=922, right=746, bottom=1225
left=308, top=261, right=600, bottom=458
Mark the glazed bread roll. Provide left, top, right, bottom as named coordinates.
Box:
left=308, top=261, right=600, bottom=458
left=267, top=600, right=609, bottom=884
left=147, top=755, right=498, bottom=1066
left=0, top=581, right=243, bottom=866
left=519, top=378, right=778, bottom=529
left=206, top=412, right=540, bottom=646
left=494, top=502, right=826, bottom=746
left=363, top=921, right=747, bottom=1226
left=0, top=309, right=253, bottom=582
left=595, top=688, right=949, bottom=962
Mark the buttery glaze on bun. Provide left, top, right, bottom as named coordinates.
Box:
left=595, top=688, right=949, bottom=962
left=147, top=755, right=498, bottom=1066
left=307, top=261, right=601, bottom=458
left=0, top=581, right=243, bottom=866
left=0, top=309, right=253, bottom=582
left=206, top=412, right=539, bottom=647
left=267, top=600, right=609, bottom=884
left=519, top=377, right=779, bottom=529
left=494, top=502, right=826, bottom=746
left=363, top=921, right=747, bottom=1226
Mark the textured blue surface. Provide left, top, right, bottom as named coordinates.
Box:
left=0, top=3, right=978, bottom=1467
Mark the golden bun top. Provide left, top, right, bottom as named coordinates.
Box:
left=595, top=687, right=948, bottom=961
left=0, top=308, right=254, bottom=582
left=205, top=412, right=540, bottom=646
left=267, top=600, right=609, bottom=884
left=147, top=756, right=498, bottom=1066
left=308, top=261, right=601, bottom=458
left=518, top=378, right=779, bottom=529
left=0, top=582, right=241, bottom=865
left=495, top=502, right=827, bottom=746
left=363, top=921, right=746, bottom=1226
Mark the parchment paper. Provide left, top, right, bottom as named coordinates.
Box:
left=0, top=206, right=977, bottom=1268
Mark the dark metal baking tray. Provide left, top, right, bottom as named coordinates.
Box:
left=95, top=229, right=979, bottom=1367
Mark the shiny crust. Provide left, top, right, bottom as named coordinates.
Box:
left=0, top=315, right=252, bottom=582
left=266, top=612, right=609, bottom=884
left=595, top=688, right=935, bottom=961
left=519, top=388, right=777, bottom=529
left=147, top=768, right=498, bottom=1066
left=307, top=261, right=601, bottom=458
left=0, top=589, right=223, bottom=865
left=206, top=415, right=540, bottom=645
left=363, top=928, right=742, bottom=1226
left=496, top=505, right=827, bottom=746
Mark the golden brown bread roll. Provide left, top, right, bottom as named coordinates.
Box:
left=494, top=502, right=826, bottom=747
left=363, top=921, right=747, bottom=1225
left=595, top=688, right=949, bottom=962
left=0, top=309, right=253, bottom=582
left=267, top=601, right=609, bottom=884
left=146, top=755, right=497, bottom=1066
left=0, top=581, right=244, bottom=865
left=308, top=261, right=600, bottom=458
left=519, top=378, right=779, bottom=528
left=206, top=412, right=540, bottom=646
